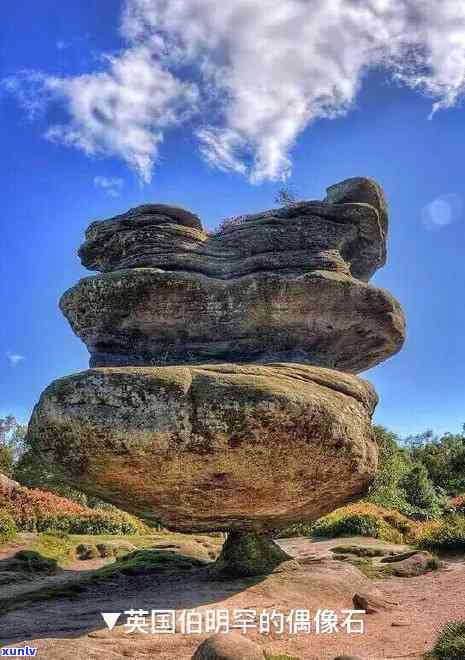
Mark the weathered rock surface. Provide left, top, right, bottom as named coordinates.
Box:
left=383, top=551, right=438, bottom=577
left=27, top=363, right=378, bottom=533
left=79, top=198, right=385, bottom=282
left=0, top=473, right=20, bottom=494
left=61, top=269, right=405, bottom=371
left=352, top=591, right=397, bottom=614
left=192, top=632, right=263, bottom=660
left=208, top=530, right=292, bottom=579
left=65, top=178, right=405, bottom=371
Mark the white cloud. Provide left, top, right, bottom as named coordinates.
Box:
left=5, top=1, right=465, bottom=183
left=421, top=193, right=463, bottom=230
left=6, top=351, right=25, bottom=366
left=94, top=175, right=124, bottom=197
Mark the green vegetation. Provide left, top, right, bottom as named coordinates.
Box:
left=31, top=531, right=74, bottom=565
left=367, top=426, right=445, bottom=520
left=0, top=548, right=207, bottom=614
left=427, top=621, right=465, bottom=659
left=343, top=556, right=394, bottom=579
left=311, top=503, right=413, bottom=544
left=416, top=515, right=465, bottom=552
left=6, top=550, right=58, bottom=575
left=0, top=510, right=17, bottom=544
left=0, top=415, right=26, bottom=477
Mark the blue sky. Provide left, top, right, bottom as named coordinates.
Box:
left=2, top=1, right=465, bottom=438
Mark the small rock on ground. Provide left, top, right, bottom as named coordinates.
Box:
left=192, top=632, right=263, bottom=660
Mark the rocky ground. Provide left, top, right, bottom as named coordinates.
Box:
left=0, top=533, right=463, bottom=659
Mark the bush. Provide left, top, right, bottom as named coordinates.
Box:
left=275, top=522, right=314, bottom=538
left=416, top=514, right=465, bottom=552
left=0, top=444, right=14, bottom=477
left=311, top=503, right=416, bottom=544
left=366, top=426, right=412, bottom=513
left=0, top=510, right=16, bottom=544
left=9, top=550, right=57, bottom=574
left=428, top=620, right=465, bottom=659
left=400, top=463, right=442, bottom=519
left=76, top=543, right=99, bottom=560
left=0, top=485, right=148, bottom=535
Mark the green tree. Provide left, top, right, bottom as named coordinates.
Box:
left=366, top=425, right=412, bottom=513
left=404, top=428, right=465, bottom=496
left=400, top=463, right=442, bottom=518
left=0, top=416, right=26, bottom=476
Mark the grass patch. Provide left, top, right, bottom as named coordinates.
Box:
left=6, top=550, right=57, bottom=575
left=345, top=557, right=394, bottom=580
left=0, top=549, right=206, bottom=615
left=426, top=620, right=465, bottom=659
left=30, top=532, right=74, bottom=566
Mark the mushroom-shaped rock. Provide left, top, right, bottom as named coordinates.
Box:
left=26, top=364, right=378, bottom=533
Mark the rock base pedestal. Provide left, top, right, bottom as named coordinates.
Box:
left=208, top=531, right=292, bottom=579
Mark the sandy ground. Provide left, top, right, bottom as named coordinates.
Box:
left=0, top=536, right=464, bottom=659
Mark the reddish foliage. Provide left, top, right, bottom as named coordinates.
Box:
left=0, top=485, right=145, bottom=534
left=451, top=494, right=465, bottom=512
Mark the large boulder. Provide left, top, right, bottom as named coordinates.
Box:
left=60, top=269, right=404, bottom=371
left=26, top=363, right=378, bottom=533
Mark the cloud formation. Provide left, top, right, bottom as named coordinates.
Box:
left=94, top=175, right=124, bottom=197
left=6, top=351, right=25, bottom=366
left=5, top=0, right=465, bottom=183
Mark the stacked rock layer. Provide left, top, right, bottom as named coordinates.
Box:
left=28, top=177, right=406, bottom=576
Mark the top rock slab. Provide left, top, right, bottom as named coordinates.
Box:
left=78, top=178, right=387, bottom=283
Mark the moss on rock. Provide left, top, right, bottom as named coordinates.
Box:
left=209, top=531, right=291, bottom=579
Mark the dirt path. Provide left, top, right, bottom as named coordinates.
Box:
left=1, top=536, right=464, bottom=659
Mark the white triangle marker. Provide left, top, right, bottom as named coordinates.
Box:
left=101, top=612, right=121, bottom=631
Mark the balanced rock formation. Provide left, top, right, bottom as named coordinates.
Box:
left=27, top=177, right=406, bottom=577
